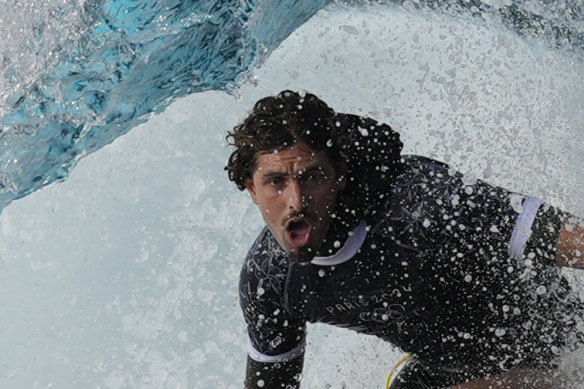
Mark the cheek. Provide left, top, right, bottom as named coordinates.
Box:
left=259, top=206, right=277, bottom=228
left=257, top=197, right=282, bottom=221
left=310, top=186, right=338, bottom=207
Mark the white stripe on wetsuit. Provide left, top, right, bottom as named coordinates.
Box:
left=247, top=336, right=305, bottom=363
left=311, top=219, right=368, bottom=266
left=508, top=197, right=542, bottom=260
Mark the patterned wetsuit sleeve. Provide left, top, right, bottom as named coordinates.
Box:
left=239, top=229, right=306, bottom=362
left=387, top=156, right=564, bottom=263
left=384, top=156, right=575, bottom=371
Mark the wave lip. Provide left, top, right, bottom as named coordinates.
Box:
left=0, top=0, right=330, bottom=211
left=0, top=0, right=582, bottom=212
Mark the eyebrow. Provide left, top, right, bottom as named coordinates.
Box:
left=261, top=171, right=288, bottom=180
left=260, top=164, right=327, bottom=179
left=298, top=165, right=326, bottom=175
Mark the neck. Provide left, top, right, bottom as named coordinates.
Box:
left=316, top=214, right=359, bottom=257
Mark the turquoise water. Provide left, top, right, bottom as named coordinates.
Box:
left=1, top=1, right=583, bottom=388
left=1, top=0, right=583, bottom=211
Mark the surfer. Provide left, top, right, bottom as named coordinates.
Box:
left=225, top=90, right=584, bottom=388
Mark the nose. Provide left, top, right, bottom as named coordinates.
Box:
left=287, top=180, right=305, bottom=212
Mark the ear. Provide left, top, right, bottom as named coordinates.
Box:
left=245, top=180, right=259, bottom=204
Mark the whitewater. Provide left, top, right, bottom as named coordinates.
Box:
left=1, top=1, right=584, bottom=388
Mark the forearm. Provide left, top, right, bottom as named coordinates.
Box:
left=556, top=216, right=584, bottom=269
left=244, top=354, right=304, bottom=389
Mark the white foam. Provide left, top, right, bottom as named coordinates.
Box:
left=0, top=3, right=583, bottom=388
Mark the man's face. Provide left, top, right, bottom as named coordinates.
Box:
left=245, top=143, right=345, bottom=263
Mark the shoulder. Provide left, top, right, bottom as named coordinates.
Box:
left=239, top=227, right=290, bottom=304
left=372, top=155, right=511, bottom=247
left=385, top=155, right=464, bottom=212
left=393, top=155, right=504, bottom=204
left=402, top=154, right=451, bottom=170
left=396, top=155, right=458, bottom=187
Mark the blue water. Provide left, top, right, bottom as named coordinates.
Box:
left=1, top=0, right=583, bottom=211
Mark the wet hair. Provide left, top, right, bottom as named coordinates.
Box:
left=225, top=90, right=404, bottom=217
left=225, top=90, right=338, bottom=190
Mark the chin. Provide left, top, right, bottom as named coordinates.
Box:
left=287, top=247, right=316, bottom=264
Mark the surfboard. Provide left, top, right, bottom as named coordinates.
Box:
left=386, top=354, right=412, bottom=389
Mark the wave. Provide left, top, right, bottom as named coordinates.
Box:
left=1, top=1, right=583, bottom=387
left=0, top=0, right=583, bottom=212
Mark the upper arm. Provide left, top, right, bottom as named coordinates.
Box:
left=388, top=157, right=560, bottom=270
left=386, top=157, right=520, bottom=255
left=239, top=234, right=307, bottom=386
left=239, top=256, right=307, bottom=359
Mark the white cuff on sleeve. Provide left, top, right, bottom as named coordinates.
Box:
left=508, top=197, right=542, bottom=260
left=247, top=336, right=305, bottom=363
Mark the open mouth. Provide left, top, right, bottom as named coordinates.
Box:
left=286, top=218, right=312, bottom=247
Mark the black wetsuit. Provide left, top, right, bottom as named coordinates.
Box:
left=239, top=156, right=583, bottom=388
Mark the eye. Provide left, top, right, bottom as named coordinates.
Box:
left=302, top=173, right=325, bottom=184
left=267, top=176, right=283, bottom=186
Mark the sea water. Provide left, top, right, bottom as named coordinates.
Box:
left=1, top=1, right=583, bottom=388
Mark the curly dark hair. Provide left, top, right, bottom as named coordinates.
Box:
left=225, top=90, right=404, bottom=215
